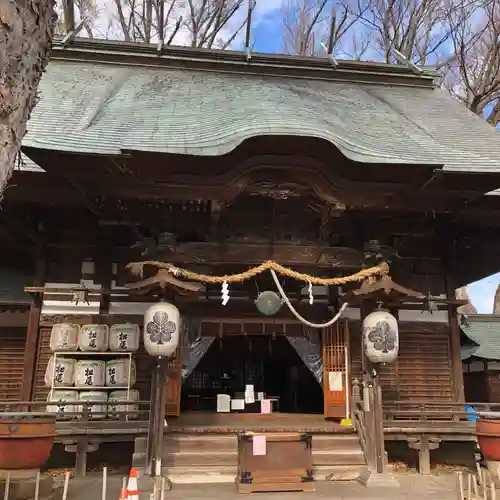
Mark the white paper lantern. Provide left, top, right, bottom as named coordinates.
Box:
left=109, top=324, right=140, bottom=352
left=363, top=310, right=399, bottom=364
left=78, top=391, right=108, bottom=420
left=79, top=324, right=109, bottom=351
left=46, top=390, right=78, bottom=419
left=143, top=302, right=180, bottom=357
left=74, top=360, right=106, bottom=387
left=44, top=356, right=76, bottom=387
left=105, top=358, right=137, bottom=387
left=108, top=390, right=140, bottom=419
left=50, top=324, right=79, bottom=352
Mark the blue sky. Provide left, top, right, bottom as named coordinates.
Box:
left=468, top=273, right=500, bottom=314
left=250, top=8, right=283, bottom=53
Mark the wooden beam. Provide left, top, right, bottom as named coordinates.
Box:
left=127, top=242, right=363, bottom=268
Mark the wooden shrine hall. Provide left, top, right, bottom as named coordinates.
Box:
left=2, top=36, right=500, bottom=480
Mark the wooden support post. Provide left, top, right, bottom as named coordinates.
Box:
left=20, top=249, right=45, bottom=402
left=75, top=406, right=91, bottom=477
left=75, top=438, right=89, bottom=477
left=446, top=277, right=465, bottom=402
left=146, top=357, right=167, bottom=477
left=20, top=294, right=42, bottom=402
left=372, top=372, right=385, bottom=473
left=361, top=300, right=386, bottom=473
left=408, top=436, right=441, bottom=475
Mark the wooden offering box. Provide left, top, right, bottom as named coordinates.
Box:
left=236, top=432, right=314, bottom=493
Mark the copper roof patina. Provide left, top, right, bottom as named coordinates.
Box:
left=20, top=38, right=500, bottom=173
left=460, top=314, right=500, bottom=361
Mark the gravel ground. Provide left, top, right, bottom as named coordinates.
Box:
left=51, top=472, right=462, bottom=500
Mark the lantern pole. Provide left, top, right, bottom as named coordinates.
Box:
left=146, top=355, right=167, bottom=477
left=144, top=294, right=180, bottom=479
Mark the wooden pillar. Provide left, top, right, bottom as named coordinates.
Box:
left=446, top=277, right=465, bottom=402
left=20, top=251, right=45, bottom=402
left=408, top=436, right=441, bottom=475
left=361, top=300, right=386, bottom=474
left=146, top=357, right=167, bottom=477
left=20, top=295, right=42, bottom=402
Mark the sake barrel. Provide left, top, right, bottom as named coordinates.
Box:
left=109, top=324, right=140, bottom=352
left=78, top=324, right=109, bottom=352
left=105, top=358, right=136, bottom=388
left=44, top=356, right=75, bottom=388
left=50, top=324, right=79, bottom=352
left=46, top=390, right=78, bottom=419
left=108, top=390, right=140, bottom=419
left=78, top=391, right=108, bottom=420
left=74, top=360, right=106, bottom=388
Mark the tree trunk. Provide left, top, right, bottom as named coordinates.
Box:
left=0, top=0, right=56, bottom=197
left=493, top=285, right=500, bottom=315
left=455, top=286, right=477, bottom=315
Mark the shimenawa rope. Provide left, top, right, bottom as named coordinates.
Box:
left=126, top=260, right=389, bottom=286
left=270, top=269, right=349, bottom=329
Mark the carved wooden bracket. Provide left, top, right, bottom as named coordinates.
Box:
left=124, top=269, right=204, bottom=296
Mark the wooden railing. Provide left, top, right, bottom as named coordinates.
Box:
left=0, top=399, right=151, bottom=422
left=0, top=399, right=152, bottom=476
left=353, top=400, right=374, bottom=468
left=383, top=401, right=500, bottom=422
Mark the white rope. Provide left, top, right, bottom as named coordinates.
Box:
left=270, top=269, right=349, bottom=329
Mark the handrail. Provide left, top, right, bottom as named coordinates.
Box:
left=353, top=400, right=374, bottom=468
left=0, top=399, right=151, bottom=422
left=383, top=400, right=497, bottom=422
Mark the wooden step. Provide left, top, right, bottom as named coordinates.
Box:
left=314, top=465, right=365, bottom=481
left=311, top=434, right=363, bottom=451
left=163, top=465, right=364, bottom=484
left=163, top=450, right=238, bottom=467
left=163, top=434, right=237, bottom=453
left=163, top=466, right=237, bottom=484
left=312, top=449, right=366, bottom=466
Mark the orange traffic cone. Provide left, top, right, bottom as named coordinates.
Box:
left=126, top=467, right=139, bottom=500
left=119, top=486, right=128, bottom=500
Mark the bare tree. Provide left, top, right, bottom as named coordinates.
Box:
left=66, top=0, right=248, bottom=48
left=0, top=0, right=56, bottom=197
left=351, top=0, right=462, bottom=65
left=445, top=0, right=500, bottom=125
left=57, top=0, right=98, bottom=37
left=282, top=0, right=361, bottom=56
left=185, top=0, right=247, bottom=48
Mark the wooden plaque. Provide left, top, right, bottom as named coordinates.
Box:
left=236, top=432, right=314, bottom=493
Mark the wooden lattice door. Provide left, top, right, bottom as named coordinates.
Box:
left=322, top=322, right=348, bottom=419
left=165, top=342, right=183, bottom=417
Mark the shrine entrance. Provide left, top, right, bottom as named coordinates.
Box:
left=181, top=334, right=324, bottom=414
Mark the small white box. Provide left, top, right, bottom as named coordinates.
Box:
left=217, top=394, right=230, bottom=413
left=231, top=399, right=245, bottom=410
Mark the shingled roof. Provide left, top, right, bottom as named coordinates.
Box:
left=460, top=315, right=500, bottom=360
left=21, top=38, right=500, bottom=174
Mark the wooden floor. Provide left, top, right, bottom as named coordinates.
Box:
left=166, top=411, right=353, bottom=434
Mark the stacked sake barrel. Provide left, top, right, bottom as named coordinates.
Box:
left=45, top=323, right=140, bottom=420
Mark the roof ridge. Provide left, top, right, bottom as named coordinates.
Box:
left=50, top=37, right=437, bottom=88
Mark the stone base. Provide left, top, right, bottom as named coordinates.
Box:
left=137, top=474, right=172, bottom=499
left=357, top=468, right=400, bottom=488
left=0, top=474, right=53, bottom=500
left=0, top=469, right=40, bottom=480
